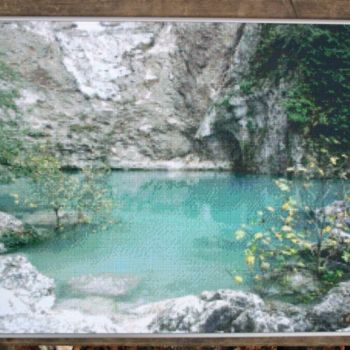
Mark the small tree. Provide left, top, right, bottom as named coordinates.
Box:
left=19, top=145, right=113, bottom=231
left=72, top=165, right=113, bottom=229
left=233, top=150, right=350, bottom=300
left=23, top=148, right=78, bottom=230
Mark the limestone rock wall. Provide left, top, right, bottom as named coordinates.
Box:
left=0, top=21, right=303, bottom=173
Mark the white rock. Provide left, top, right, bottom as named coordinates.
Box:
left=0, top=288, right=31, bottom=316
left=0, top=254, right=55, bottom=312
left=0, top=212, right=24, bottom=236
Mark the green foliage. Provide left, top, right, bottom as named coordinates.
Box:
left=71, top=166, right=113, bottom=229
left=70, top=124, right=96, bottom=134
left=17, top=145, right=113, bottom=231
left=0, top=58, right=112, bottom=235
left=0, top=123, right=113, bottom=232
left=23, top=148, right=78, bottom=229
left=0, top=60, right=17, bottom=81
left=0, top=124, right=20, bottom=167
left=0, top=89, right=19, bottom=111
left=0, top=124, right=26, bottom=182
left=244, top=24, right=350, bottom=152
left=239, top=79, right=254, bottom=95
left=0, top=61, right=21, bottom=181
left=0, top=224, right=41, bottom=248
left=0, top=61, right=19, bottom=113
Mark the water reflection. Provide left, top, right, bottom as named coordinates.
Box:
left=0, top=171, right=348, bottom=304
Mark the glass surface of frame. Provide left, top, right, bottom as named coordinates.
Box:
left=0, top=19, right=349, bottom=337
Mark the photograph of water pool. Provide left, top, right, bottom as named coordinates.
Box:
left=0, top=21, right=349, bottom=333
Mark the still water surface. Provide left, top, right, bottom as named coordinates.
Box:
left=0, top=171, right=345, bottom=304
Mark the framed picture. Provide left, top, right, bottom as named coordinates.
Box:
left=0, top=0, right=350, bottom=347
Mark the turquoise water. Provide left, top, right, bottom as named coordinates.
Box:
left=0, top=171, right=346, bottom=304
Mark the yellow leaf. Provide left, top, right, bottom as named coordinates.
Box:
left=282, top=225, right=292, bottom=232
left=235, top=229, right=246, bottom=241
left=254, top=232, right=264, bottom=240
left=330, top=157, right=338, bottom=166
left=275, top=233, right=282, bottom=240
left=261, top=262, right=270, bottom=270
left=245, top=255, right=255, bottom=266
left=234, top=275, right=243, bottom=284
left=302, top=241, right=313, bottom=249
left=279, top=183, right=290, bottom=192
left=323, top=226, right=332, bottom=233
left=282, top=202, right=290, bottom=211
left=285, top=216, right=293, bottom=224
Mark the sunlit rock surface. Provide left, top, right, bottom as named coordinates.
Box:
left=0, top=254, right=55, bottom=314
left=0, top=211, right=25, bottom=237
left=0, top=22, right=303, bottom=173
left=311, top=281, right=350, bottom=331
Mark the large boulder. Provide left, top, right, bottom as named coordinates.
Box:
left=0, top=254, right=122, bottom=333
left=232, top=301, right=310, bottom=333
left=134, top=289, right=311, bottom=333
left=310, top=281, right=350, bottom=331
left=0, top=211, right=39, bottom=248
left=0, top=254, right=55, bottom=313
left=67, top=273, right=139, bottom=297
left=0, top=211, right=24, bottom=235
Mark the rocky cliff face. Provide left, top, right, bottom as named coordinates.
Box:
left=0, top=21, right=302, bottom=173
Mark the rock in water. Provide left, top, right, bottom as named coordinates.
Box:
left=67, top=273, right=139, bottom=297
left=0, top=211, right=25, bottom=248
left=0, top=212, right=24, bottom=235
left=0, top=211, right=39, bottom=248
